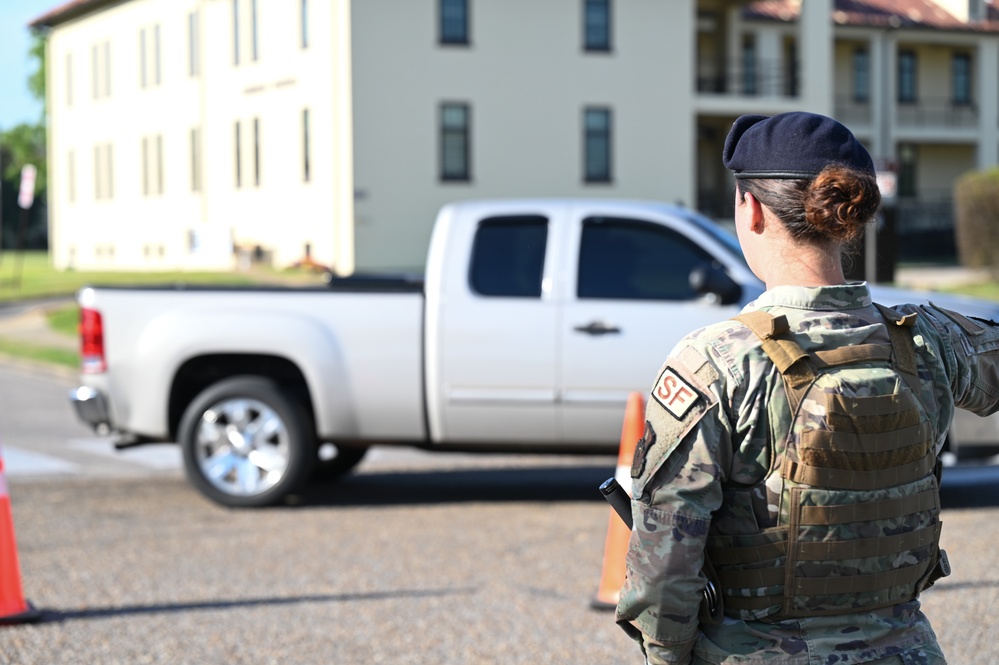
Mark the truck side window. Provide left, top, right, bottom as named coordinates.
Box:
left=469, top=216, right=548, bottom=297
left=578, top=217, right=716, bottom=300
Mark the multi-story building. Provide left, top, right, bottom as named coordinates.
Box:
left=30, top=0, right=999, bottom=273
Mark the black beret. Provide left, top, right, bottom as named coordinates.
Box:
left=722, top=112, right=874, bottom=179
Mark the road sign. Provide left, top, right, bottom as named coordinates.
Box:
left=17, top=165, right=36, bottom=210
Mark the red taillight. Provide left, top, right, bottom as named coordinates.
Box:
left=79, top=307, right=106, bottom=373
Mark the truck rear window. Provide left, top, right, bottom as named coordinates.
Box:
left=469, top=216, right=548, bottom=297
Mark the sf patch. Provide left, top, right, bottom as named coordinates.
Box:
left=630, top=353, right=719, bottom=499
left=652, top=367, right=701, bottom=418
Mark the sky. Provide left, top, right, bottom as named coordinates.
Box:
left=0, top=0, right=57, bottom=129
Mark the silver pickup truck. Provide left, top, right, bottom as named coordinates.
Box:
left=69, top=199, right=999, bottom=507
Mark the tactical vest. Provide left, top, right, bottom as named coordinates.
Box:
left=706, top=304, right=949, bottom=621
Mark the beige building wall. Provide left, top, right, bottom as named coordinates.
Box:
left=47, top=0, right=206, bottom=271
left=39, top=0, right=999, bottom=273
left=349, top=0, right=696, bottom=271
left=911, top=143, right=977, bottom=198
left=46, top=0, right=354, bottom=273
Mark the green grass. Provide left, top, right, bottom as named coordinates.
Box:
left=0, top=250, right=326, bottom=302
left=942, top=281, right=999, bottom=302
left=0, top=251, right=329, bottom=369
left=0, top=337, right=79, bottom=369
left=46, top=304, right=79, bottom=337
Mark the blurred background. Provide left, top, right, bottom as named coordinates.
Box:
left=2, top=0, right=999, bottom=286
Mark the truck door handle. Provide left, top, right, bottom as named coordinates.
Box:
left=574, top=320, right=621, bottom=335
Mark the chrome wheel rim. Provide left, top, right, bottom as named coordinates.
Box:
left=193, top=397, right=290, bottom=497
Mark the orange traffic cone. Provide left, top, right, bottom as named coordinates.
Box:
left=0, top=445, right=41, bottom=625
left=591, top=391, right=645, bottom=610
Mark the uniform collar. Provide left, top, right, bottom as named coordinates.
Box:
left=746, top=282, right=872, bottom=312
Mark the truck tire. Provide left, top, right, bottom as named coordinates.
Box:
left=178, top=376, right=316, bottom=507
left=313, top=443, right=368, bottom=481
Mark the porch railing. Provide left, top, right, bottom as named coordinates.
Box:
left=834, top=96, right=978, bottom=128
left=697, top=56, right=799, bottom=97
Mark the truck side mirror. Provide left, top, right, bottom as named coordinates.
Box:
left=690, top=262, right=741, bottom=305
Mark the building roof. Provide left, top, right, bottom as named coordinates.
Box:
left=28, top=0, right=121, bottom=29
left=745, top=0, right=999, bottom=32
left=30, top=0, right=999, bottom=33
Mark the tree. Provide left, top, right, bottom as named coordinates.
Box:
left=0, top=31, right=48, bottom=251
left=954, top=168, right=999, bottom=277
left=27, top=32, right=46, bottom=122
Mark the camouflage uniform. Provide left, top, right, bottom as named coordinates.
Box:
left=616, top=282, right=999, bottom=664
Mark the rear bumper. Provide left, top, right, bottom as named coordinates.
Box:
left=69, top=385, right=110, bottom=432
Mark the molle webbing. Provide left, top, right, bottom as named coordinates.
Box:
left=787, top=391, right=934, bottom=491
left=874, top=303, right=923, bottom=396
left=717, top=307, right=942, bottom=619
left=734, top=311, right=815, bottom=392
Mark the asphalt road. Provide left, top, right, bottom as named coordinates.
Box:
left=2, top=360, right=999, bottom=664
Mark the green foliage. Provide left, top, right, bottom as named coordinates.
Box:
left=0, top=122, right=47, bottom=191
left=46, top=303, right=79, bottom=336
left=941, top=280, right=999, bottom=302
left=953, top=168, right=999, bottom=275
left=0, top=337, right=78, bottom=369
left=27, top=32, right=47, bottom=118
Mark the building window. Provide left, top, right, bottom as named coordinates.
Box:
left=584, top=0, right=611, bottom=52
left=91, top=40, right=111, bottom=99
left=742, top=37, right=757, bottom=96
left=253, top=117, right=261, bottom=186
left=440, top=103, right=470, bottom=181
left=142, top=136, right=150, bottom=195
left=94, top=142, right=114, bottom=200
left=141, top=134, right=164, bottom=196
left=251, top=0, right=259, bottom=61
left=853, top=47, right=869, bottom=102
left=953, top=53, right=971, bottom=105
left=190, top=127, right=202, bottom=192
left=232, top=0, right=240, bottom=65
left=898, top=49, right=917, bottom=103
left=65, top=53, right=73, bottom=106
left=92, top=44, right=99, bottom=98
left=440, top=0, right=469, bottom=45
left=154, top=24, right=161, bottom=84
left=140, top=26, right=161, bottom=88
left=584, top=107, right=612, bottom=183
left=104, top=40, right=111, bottom=97
left=302, top=108, right=311, bottom=182
left=188, top=11, right=200, bottom=76
left=235, top=121, right=242, bottom=187
left=67, top=150, right=76, bottom=202
left=156, top=134, right=164, bottom=194
left=300, top=0, right=309, bottom=49
left=139, top=28, right=147, bottom=88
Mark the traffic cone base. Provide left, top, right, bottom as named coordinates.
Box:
left=0, top=604, right=42, bottom=626
left=0, top=448, right=41, bottom=625
left=591, top=391, right=645, bottom=611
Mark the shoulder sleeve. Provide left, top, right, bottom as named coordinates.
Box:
left=913, top=303, right=999, bottom=417
left=630, top=344, right=722, bottom=500
left=617, top=336, right=733, bottom=661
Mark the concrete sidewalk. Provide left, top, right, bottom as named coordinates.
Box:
left=893, top=265, right=992, bottom=291
left=0, top=298, right=77, bottom=351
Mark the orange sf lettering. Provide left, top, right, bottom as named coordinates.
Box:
left=657, top=374, right=693, bottom=407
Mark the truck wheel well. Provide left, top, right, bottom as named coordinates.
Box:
left=168, top=354, right=314, bottom=440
